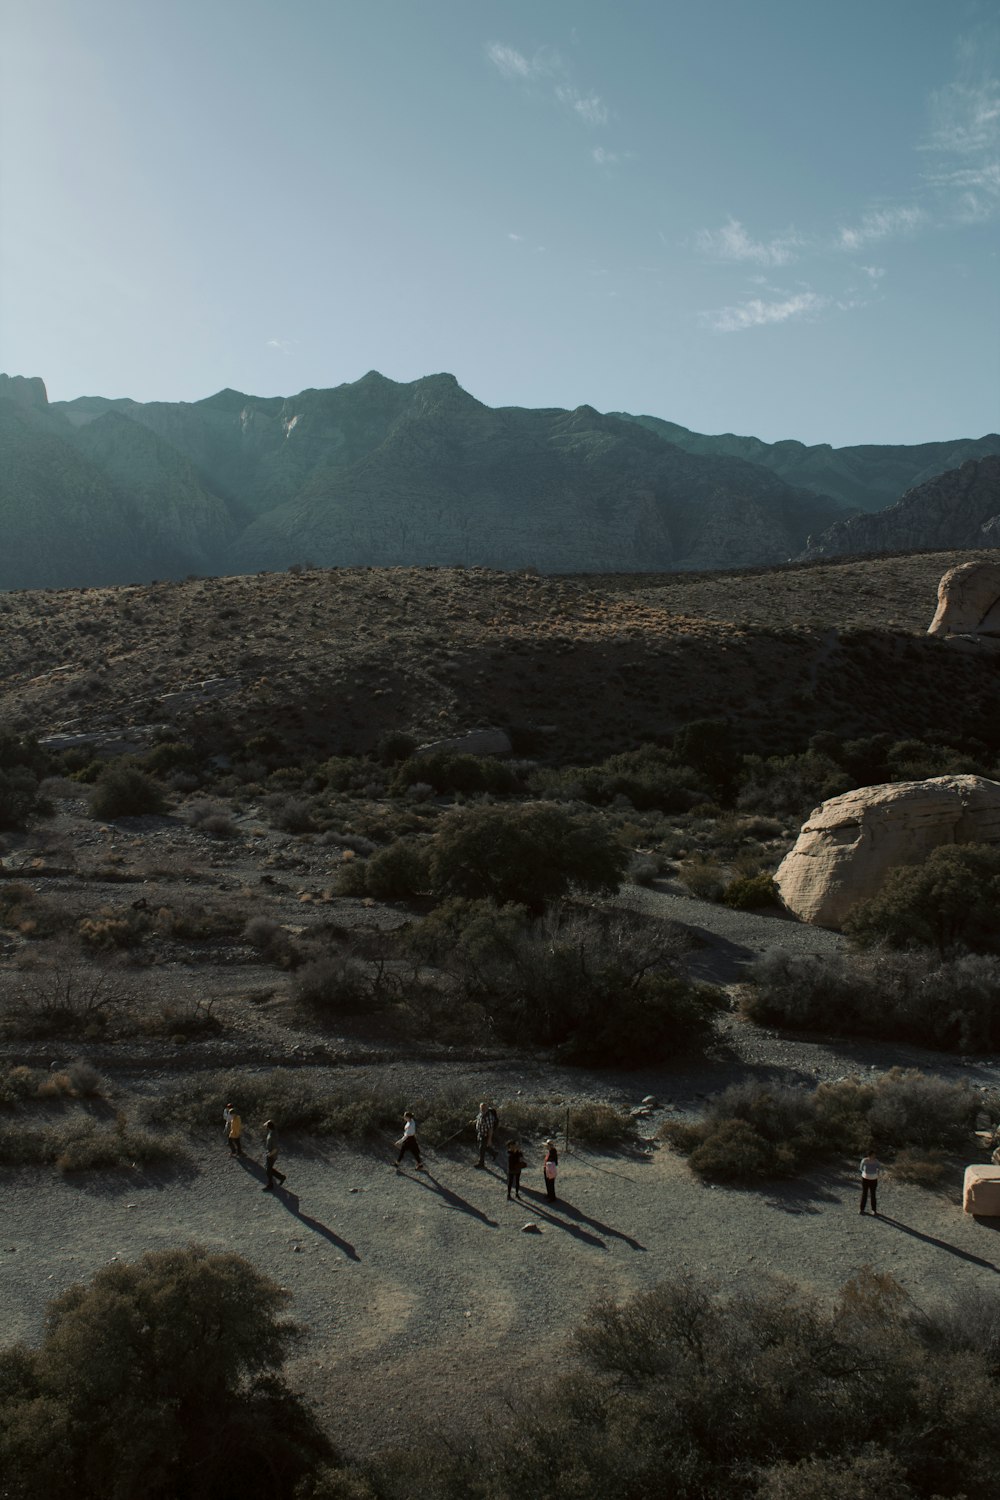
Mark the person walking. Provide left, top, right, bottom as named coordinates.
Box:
left=225, top=1104, right=243, bottom=1158
left=262, top=1120, right=286, bottom=1190
left=506, top=1140, right=527, bottom=1200
left=543, top=1139, right=559, bottom=1203
left=859, top=1149, right=880, bottom=1214
left=474, top=1101, right=500, bottom=1168
left=395, top=1111, right=426, bottom=1171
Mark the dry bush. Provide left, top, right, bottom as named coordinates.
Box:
left=2, top=946, right=132, bottom=1039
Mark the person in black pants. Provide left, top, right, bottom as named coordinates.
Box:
left=859, top=1150, right=880, bottom=1214
left=395, top=1111, right=426, bottom=1170
left=543, top=1140, right=559, bottom=1202
left=263, top=1120, right=286, bottom=1190
left=506, top=1140, right=526, bottom=1200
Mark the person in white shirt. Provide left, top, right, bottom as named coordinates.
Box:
left=395, top=1111, right=425, bottom=1171
left=859, top=1150, right=880, bottom=1215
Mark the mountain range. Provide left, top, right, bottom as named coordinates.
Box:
left=1, top=370, right=998, bottom=589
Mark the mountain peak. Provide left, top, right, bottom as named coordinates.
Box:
left=0, top=373, right=48, bottom=408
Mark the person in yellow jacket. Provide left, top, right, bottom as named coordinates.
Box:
left=226, top=1104, right=243, bottom=1158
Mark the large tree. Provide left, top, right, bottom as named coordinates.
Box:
left=0, top=1245, right=336, bottom=1500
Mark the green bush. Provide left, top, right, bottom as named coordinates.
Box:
left=661, top=1068, right=979, bottom=1183
left=0, top=767, right=50, bottom=829
left=737, top=749, right=851, bottom=820
left=0, top=1246, right=334, bottom=1500
left=89, top=764, right=167, bottom=820
left=722, top=872, right=779, bottom=909
left=426, top=801, right=628, bottom=911
left=391, top=751, right=521, bottom=797
left=844, top=843, right=1000, bottom=953
left=744, top=948, right=1000, bottom=1051
left=336, top=838, right=430, bottom=899
left=531, top=744, right=708, bottom=811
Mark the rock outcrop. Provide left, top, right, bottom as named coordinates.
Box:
left=799, top=456, right=1000, bottom=559
left=775, top=774, right=1000, bottom=928
left=927, top=560, right=1000, bottom=644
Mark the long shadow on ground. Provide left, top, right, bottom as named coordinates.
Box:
left=400, top=1166, right=499, bottom=1228
left=518, top=1186, right=646, bottom=1251
left=874, top=1213, right=1000, bottom=1273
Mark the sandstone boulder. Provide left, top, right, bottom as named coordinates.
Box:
left=928, top=560, right=1000, bottom=643
left=775, top=774, right=1000, bottom=928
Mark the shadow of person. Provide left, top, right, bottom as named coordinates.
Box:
left=876, top=1214, right=1000, bottom=1272
left=517, top=1198, right=606, bottom=1249
left=276, top=1192, right=361, bottom=1262
left=407, top=1169, right=499, bottom=1228
left=237, top=1156, right=267, bottom=1185
left=536, top=1195, right=646, bottom=1251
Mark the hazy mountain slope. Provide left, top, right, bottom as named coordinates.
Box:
left=616, top=411, right=1000, bottom=513
left=800, top=456, right=1000, bottom=559
left=0, top=397, right=235, bottom=589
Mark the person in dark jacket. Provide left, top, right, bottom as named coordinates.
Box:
left=262, top=1120, right=286, bottom=1190
left=474, top=1101, right=500, bottom=1168
left=506, top=1140, right=527, bottom=1200
left=543, top=1139, right=559, bottom=1202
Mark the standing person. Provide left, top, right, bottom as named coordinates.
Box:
left=543, top=1139, right=559, bottom=1203
left=506, top=1140, right=527, bottom=1201
left=223, top=1103, right=234, bottom=1148
left=859, top=1149, right=880, bottom=1214
left=262, top=1120, right=286, bottom=1190
left=226, top=1104, right=243, bottom=1158
left=395, top=1111, right=426, bottom=1171
left=474, top=1101, right=500, bottom=1168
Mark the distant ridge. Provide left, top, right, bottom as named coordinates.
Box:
left=0, top=368, right=993, bottom=589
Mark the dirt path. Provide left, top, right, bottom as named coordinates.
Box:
left=4, top=1116, right=1000, bottom=1458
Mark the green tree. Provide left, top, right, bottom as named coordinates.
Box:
left=0, top=1246, right=335, bottom=1500
left=90, top=763, right=167, bottom=820
left=426, top=802, right=628, bottom=911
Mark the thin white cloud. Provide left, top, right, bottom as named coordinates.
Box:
left=836, top=206, right=924, bottom=250
left=925, top=78, right=1000, bottom=157
left=592, top=146, right=618, bottom=166
left=859, top=264, right=886, bottom=280
left=696, top=218, right=801, bottom=267
left=702, top=292, right=826, bottom=334
left=265, top=338, right=295, bottom=353
left=507, top=232, right=524, bottom=241
left=563, top=90, right=608, bottom=125
left=920, top=39, right=1000, bottom=224
left=486, top=43, right=534, bottom=80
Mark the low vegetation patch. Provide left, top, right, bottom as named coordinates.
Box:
left=659, top=1068, right=982, bottom=1183
left=743, top=948, right=1000, bottom=1051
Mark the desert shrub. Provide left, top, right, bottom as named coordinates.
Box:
left=293, top=956, right=376, bottom=1017
left=366, top=1269, right=1000, bottom=1500
left=89, top=764, right=167, bottom=820
left=138, top=996, right=221, bottom=1041
left=722, top=871, right=779, bottom=909
left=0, top=1114, right=185, bottom=1171
left=244, top=915, right=297, bottom=965
left=662, top=1068, right=979, bottom=1183
left=142, top=739, right=199, bottom=777
left=2, top=951, right=131, bottom=1039
left=391, top=751, right=521, bottom=797
left=263, top=793, right=316, bottom=833
left=737, top=749, right=851, bottom=820
left=426, top=802, right=628, bottom=912
left=0, top=767, right=49, bottom=829
left=0, top=1246, right=334, bottom=1500
left=844, top=843, right=1000, bottom=953
left=187, top=799, right=239, bottom=837
left=376, top=730, right=417, bottom=765
left=77, top=909, right=147, bottom=951
left=531, top=745, right=708, bottom=811
left=440, top=905, right=718, bottom=1065
left=677, top=853, right=725, bottom=901
left=887, top=1148, right=949, bottom=1187
left=671, top=719, right=742, bottom=801
left=743, top=948, right=1000, bottom=1051
left=336, top=838, right=431, bottom=899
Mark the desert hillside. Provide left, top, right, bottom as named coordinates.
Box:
left=3, top=550, right=999, bottom=765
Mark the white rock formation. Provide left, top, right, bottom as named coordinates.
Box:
left=928, top=560, right=1000, bottom=643
left=775, top=774, right=1000, bottom=929
left=417, top=727, right=512, bottom=758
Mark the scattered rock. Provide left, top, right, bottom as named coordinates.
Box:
left=928, top=559, right=1000, bottom=644
left=521, top=1223, right=541, bottom=1233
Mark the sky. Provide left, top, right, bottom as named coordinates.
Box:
left=1, top=0, right=998, bottom=446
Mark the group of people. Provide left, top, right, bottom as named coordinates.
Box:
left=223, top=1104, right=286, bottom=1190
left=396, top=1102, right=559, bottom=1202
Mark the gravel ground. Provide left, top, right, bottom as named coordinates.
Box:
left=3, top=1036, right=1000, bottom=1460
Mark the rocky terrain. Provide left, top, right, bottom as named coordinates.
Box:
left=802, top=455, right=1000, bottom=559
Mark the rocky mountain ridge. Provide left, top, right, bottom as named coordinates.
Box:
left=801, top=456, right=1000, bottom=559
left=2, top=369, right=996, bottom=589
